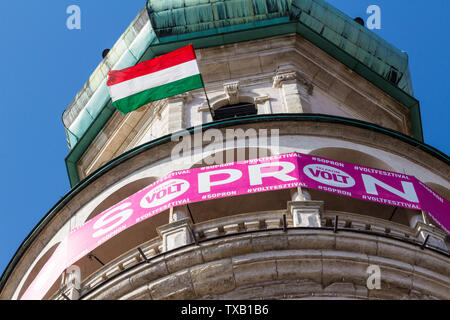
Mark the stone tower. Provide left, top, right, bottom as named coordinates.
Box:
left=1, top=0, right=449, bottom=300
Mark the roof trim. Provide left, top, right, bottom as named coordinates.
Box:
left=64, top=0, right=422, bottom=152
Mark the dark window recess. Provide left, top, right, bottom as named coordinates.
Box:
left=388, top=68, right=399, bottom=85
left=213, top=103, right=257, bottom=121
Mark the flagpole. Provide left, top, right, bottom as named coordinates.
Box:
left=200, top=74, right=214, bottom=120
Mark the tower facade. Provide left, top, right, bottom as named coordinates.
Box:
left=1, top=0, right=449, bottom=300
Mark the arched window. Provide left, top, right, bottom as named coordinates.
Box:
left=77, top=177, right=168, bottom=283
left=213, top=102, right=257, bottom=121
left=308, top=147, right=418, bottom=226
left=423, top=183, right=450, bottom=229
left=309, top=147, right=394, bottom=171
left=86, top=177, right=158, bottom=223
left=18, top=242, right=62, bottom=300
left=186, top=147, right=291, bottom=222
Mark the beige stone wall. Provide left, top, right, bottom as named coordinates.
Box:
left=3, top=120, right=449, bottom=300
left=77, top=34, right=413, bottom=179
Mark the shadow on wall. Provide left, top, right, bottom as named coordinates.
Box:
left=85, top=177, right=159, bottom=222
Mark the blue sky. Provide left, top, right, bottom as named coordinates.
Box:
left=0, top=1, right=448, bottom=279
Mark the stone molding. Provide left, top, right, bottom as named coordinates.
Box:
left=197, top=87, right=271, bottom=114
left=51, top=207, right=449, bottom=300
left=273, top=66, right=314, bottom=113
left=272, top=66, right=314, bottom=96
left=80, top=229, right=450, bottom=300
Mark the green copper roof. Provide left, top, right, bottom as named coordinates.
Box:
left=293, top=0, right=413, bottom=95
left=147, top=0, right=413, bottom=95
left=148, top=0, right=291, bottom=37
left=63, top=8, right=158, bottom=148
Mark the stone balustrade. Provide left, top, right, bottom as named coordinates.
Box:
left=321, top=210, right=416, bottom=239
left=52, top=238, right=162, bottom=300
left=193, top=210, right=290, bottom=241
left=321, top=210, right=448, bottom=252
left=52, top=207, right=449, bottom=300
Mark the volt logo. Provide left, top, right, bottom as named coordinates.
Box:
left=140, top=179, right=189, bottom=208
left=304, top=164, right=355, bottom=188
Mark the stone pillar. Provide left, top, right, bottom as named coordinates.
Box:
left=169, top=205, right=188, bottom=223
left=167, top=93, right=191, bottom=132
left=288, top=187, right=323, bottom=228
left=60, top=265, right=81, bottom=300
left=198, top=102, right=214, bottom=123
left=409, top=212, right=448, bottom=250
left=158, top=206, right=194, bottom=252
left=254, top=95, right=271, bottom=115
left=273, top=66, right=313, bottom=114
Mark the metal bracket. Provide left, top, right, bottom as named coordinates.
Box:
left=334, top=216, right=339, bottom=233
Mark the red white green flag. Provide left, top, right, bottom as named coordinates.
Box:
left=107, top=44, right=203, bottom=114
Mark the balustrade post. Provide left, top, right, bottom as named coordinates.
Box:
left=409, top=211, right=448, bottom=251
left=159, top=206, right=194, bottom=252
left=58, top=265, right=81, bottom=300
left=169, top=205, right=188, bottom=223
left=288, top=187, right=323, bottom=228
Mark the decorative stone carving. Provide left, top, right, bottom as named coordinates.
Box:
left=272, top=71, right=297, bottom=89
left=273, top=68, right=313, bottom=93
left=224, top=81, right=240, bottom=105
left=254, top=95, right=270, bottom=105
left=273, top=67, right=314, bottom=113
left=58, top=265, right=81, bottom=300
left=168, top=92, right=193, bottom=104
left=254, top=95, right=271, bottom=114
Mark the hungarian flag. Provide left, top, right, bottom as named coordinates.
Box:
left=107, top=44, right=203, bottom=114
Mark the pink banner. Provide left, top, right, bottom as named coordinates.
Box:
left=21, top=152, right=449, bottom=300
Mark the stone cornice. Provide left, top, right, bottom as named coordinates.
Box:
left=80, top=229, right=450, bottom=300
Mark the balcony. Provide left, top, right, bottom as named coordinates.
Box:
left=52, top=203, right=449, bottom=300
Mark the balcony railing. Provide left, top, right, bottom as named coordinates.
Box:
left=322, top=210, right=415, bottom=239
left=52, top=207, right=449, bottom=300
left=194, top=210, right=290, bottom=241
